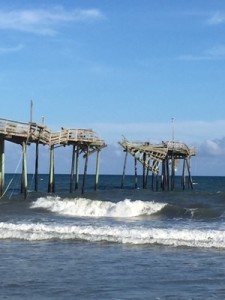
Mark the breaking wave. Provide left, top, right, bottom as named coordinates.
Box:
left=30, top=196, right=222, bottom=221
left=0, top=221, right=225, bottom=248
left=30, top=196, right=167, bottom=218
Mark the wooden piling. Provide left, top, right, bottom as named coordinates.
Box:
left=82, top=145, right=89, bottom=194
left=151, top=173, right=154, bottom=191
left=95, top=150, right=100, bottom=191
left=21, top=141, right=28, bottom=199
left=134, top=157, right=138, bottom=189
left=0, top=138, right=5, bottom=197
left=121, top=149, right=128, bottom=188
left=170, top=157, right=176, bottom=191
left=70, top=145, right=76, bottom=193
left=161, top=159, right=166, bottom=191
left=35, top=142, right=39, bottom=192
left=48, top=145, right=55, bottom=193
left=75, top=146, right=79, bottom=191
left=143, top=152, right=147, bottom=189
left=146, top=158, right=150, bottom=189
left=182, top=158, right=186, bottom=190
left=156, top=174, right=159, bottom=191
left=186, top=158, right=193, bottom=189
left=166, top=159, right=170, bottom=191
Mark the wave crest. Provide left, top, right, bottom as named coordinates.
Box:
left=1, top=222, right=225, bottom=248
left=30, top=196, right=167, bottom=218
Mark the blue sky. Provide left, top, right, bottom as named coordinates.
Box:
left=1, top=0, right=225, bottom=176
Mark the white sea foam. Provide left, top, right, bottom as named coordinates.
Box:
left=0, top=221, right=225, bottom=248
left=30, top=196, right=166, bottom=218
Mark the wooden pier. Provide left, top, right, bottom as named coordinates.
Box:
left=119, top=138, right=197, bottom=191
left=0, top=118, right=106, bottom=198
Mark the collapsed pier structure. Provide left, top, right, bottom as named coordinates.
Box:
left=119, top=138, right=197, bottom=191
left=0, top=118, right=106, bottom=198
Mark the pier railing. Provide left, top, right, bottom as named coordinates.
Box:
left=0, top=117, right=107, bottom=197
left=0, top=118, right=106, bottom=147
left=49, top=128, right=105, bottom=146
left=0, top=118, right=30, bottom=137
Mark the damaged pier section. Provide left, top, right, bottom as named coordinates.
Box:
left=0, top=118, right=106, bottom=198
left=119, top=138, right=197, bottom=191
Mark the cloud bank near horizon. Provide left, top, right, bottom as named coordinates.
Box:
left=89, top=120, right=225, bottom=145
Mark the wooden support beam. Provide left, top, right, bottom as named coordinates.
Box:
left=82, top=145, right=89, bottom=194
left=21, top=141, right=28, bottom=199
left=186, top=158, right=193, bottom=189
left=134, top=157, right=138, bottom=189
left=151, top=170, right=158, bottom=191
left=75, top=146, right=79, bottom=191
left=146, top=157, right=150, bottom=189
left=121, top=149, right=128, bottom=188
left=171, top=157, right=175, bottom=191
left=151, top=173, right=154, bottom=191
left=48, top=145, right=55, bottom=193
left=95, top=150, right=100, bottom=191
left=143, top=152, right=147, bottom=189
left=35, top=142, right=39, bottom=192
left=0, top=138, right=5, bottom=197
left=70, top=145, right=76, bottom=193
left=156, top=174, right=159, bottom=191
left=182, top=158, right=186, bottom=190
left=161, top=159, right=166, bottom=191
left=166, top=158, right=170, bottom=191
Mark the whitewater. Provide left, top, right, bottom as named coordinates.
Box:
left=1, top=175, right=225, bottom=299
left=0, top=195, right=223, bottom=249
left=30, top=196, right=167, bottom=218
left=1, top=220, right=225, bottom=248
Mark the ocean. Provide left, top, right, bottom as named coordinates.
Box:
left=1, top=174, right=225, bottom=299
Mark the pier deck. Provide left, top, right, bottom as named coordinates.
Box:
left=0, top=118, right=106, bottom=197
left=119, top=138, right=197, bottom=190
left=0, top=118, right=105, bottom=147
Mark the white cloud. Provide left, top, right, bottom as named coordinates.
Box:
left=205, top=45, right=225, bottom=57
left=178, top=54, right=210, bottom=61
left=202, top=140, right=222, bottom=155
left=199, top=137, right=225, bottom=157
left=90, top=120, right=225, bottom=147
left=0, top=44, right=23, bottom=54
left=207, top=11, right=225, bottom=25
left=178, top=12, right=225, bottom=61
left=0, top=7, right=105, bottom=36
left=178, top=45, right=225, bottom=61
